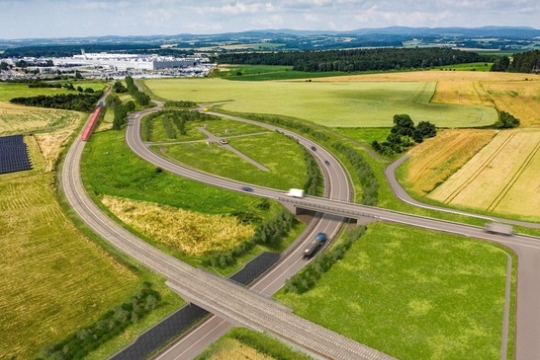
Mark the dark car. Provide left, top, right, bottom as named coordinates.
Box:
left=311, top=146, right=316, bottom=151
left=241, top=186, right=253, bottom=192
left=324, top=160, right=330, bottom=165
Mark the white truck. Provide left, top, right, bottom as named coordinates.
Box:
left=287, top=188, right=305, bottom=198
left=484, top=222, right=513, bottom=235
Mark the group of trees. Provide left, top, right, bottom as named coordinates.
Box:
left=10, top=92, right=103, bottom=112
left=217, top=48, right=488, bottom=73
left=124, top=76, right=151, bottom=106
left=141, top=109, right=218, bottom=141
left=37, top=282, right=160, bottom=360
left=302, top=147, right=322, bottom=196
left=332, top=142, right=379, bottom=206
left=372, top=114, right=437, bottom=156
left=204, top=209, right=296, bottom=269
left=284, top=226, right=366, bottom=294
left=495, top=111, right=521, bottom=129
left=491, top=50, right=540, bottom=73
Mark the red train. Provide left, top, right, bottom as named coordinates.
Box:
left=81, top=102, right=103, bottom=141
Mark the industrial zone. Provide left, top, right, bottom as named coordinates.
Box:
left=0, top=50, right=216, bottom=80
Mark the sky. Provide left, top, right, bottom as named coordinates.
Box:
left=0, top=0, right=539, bottom=39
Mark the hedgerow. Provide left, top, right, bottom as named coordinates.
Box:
left=284, top=226, right=366, bottom=294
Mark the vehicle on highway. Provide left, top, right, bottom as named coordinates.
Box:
left=484, top=222, right=513, bottom=235
left=241, top=186, right=253, bottom=192
left=287, top=188, right=305, bottom=198
left=324, top=160, right=330, bottom=165
left=219, top=139, right=228, bottom=145
left=304, top=233, right=327, bottom=258
left=311, top=146, right=316, bottom=151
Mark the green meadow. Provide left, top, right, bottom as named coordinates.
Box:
left=142, top=78, right=497, bottom=128
left=156, top=132, right=308, bottom=190
left=275, top=222, right=516, bottom=360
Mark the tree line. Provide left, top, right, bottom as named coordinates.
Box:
left=491, top=50, right=540, bottom=73
left=36, top=282, right=160, bottom=360
left=284, top=226, right=366, bottom=294
left=216, top=48, right=488, bottom=72
left=10, top=92, right=103, bottom=112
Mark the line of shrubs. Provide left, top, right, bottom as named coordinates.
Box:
left=303, top=147, right=322, bottom=196
left=164, top=100, right=197, bottom=108
left=203, top=208, right=296, bottom=269
left=161, top=114, right=177, bottom=139
left=332, top=142, right=379, bottom=206
left=141, top=109, right=219, bottom=141
left=36, top=282, right=161, bottom=360
left=246, top=113, right=331, bottom=142
left=284, top=226, right=366, bottom=294
left=10, top=92, right=103, bottom=112
left=124, top=76, right=151, bottom=106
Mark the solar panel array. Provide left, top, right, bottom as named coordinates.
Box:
left=0, top=135, right=33, bottom=174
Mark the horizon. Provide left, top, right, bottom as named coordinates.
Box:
left=1, top=0, right=539, bottom=40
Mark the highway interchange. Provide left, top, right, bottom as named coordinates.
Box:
left=61, top=100, right=540, bottom=359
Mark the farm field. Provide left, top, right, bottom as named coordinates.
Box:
left=0, top=101, right=81, bottom=135
left=0, top=81, right=105, bottom=101
left=142, top=78, right=497, bottom=127
left=429, top=129, right=540, bottom=220
left=275, top=222, right=515, bottom=360
left=316, top=70, right=540, bottom=127
left=156, top=132, right=308, bottom=190
left=400, top=129, right=496, bottom=196
left=0, top=136, right=146, bottom=359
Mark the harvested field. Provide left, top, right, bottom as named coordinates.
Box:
left=0, top=101, right=81, bottom=135
left=429, top=129, right=540, bottom=219
left=403, top=129, right=496, bottom=196
left=101, top=195, right=255, bottom=256
left=34, top=129, right=74, bottom=172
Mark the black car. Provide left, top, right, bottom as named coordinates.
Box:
left=311, top=146, right=316, bottom=151
left=241, top=186, right=253, bottom=192
left=324, top=160, right=330, bottom=165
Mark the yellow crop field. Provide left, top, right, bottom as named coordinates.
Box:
left=0, top=101, right=81, bottom=135
left=403, top=129, right=496, bottom=196
left=0, top=138, right=141, bottom=359
left=429, top=129, right=540, bottom=219
left=102, top=196, right=255, bottom=256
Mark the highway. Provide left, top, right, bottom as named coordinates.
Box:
left=124, top=107, right=540, bottom=360
left=62, top=101, right=540, bottom=359
left=62, top=105, right=398, bottom=359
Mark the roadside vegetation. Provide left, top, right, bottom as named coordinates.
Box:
left=80, top=129, right=304, bottom=274
left=196, top=327, right=313, bottom=360
left=275, top=222, right=516, bottom=360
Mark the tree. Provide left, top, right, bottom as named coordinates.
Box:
left=393, top=114, right=415, bottom=136
left=75, top=70, right=83, bottom=79
left=415, top=121, right=437, bottom=138
left=490, top=56, right=510, bottom=72
left=495, top=111, right=520, bottom=129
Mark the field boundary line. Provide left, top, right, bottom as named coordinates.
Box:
left=486, top=139, right=540, bottom=212
left=443, top=132, right=516, bottom=204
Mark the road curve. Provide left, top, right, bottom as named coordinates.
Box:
left=126, top=107, right=540, bottom=360
left=61, top=110, right=392, bottom=359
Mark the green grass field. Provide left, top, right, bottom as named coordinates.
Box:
left=216, top=64, right=347, bottom=81
left=156, top=132, right=307, bottom=190
left=275, top=222, right=516, bottom=360
left=142, top=78, right=497, bottom=127
left=0, top=81, right=106, bottom=101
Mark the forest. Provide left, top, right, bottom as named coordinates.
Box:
left=215, top=48, right=489, bottom=72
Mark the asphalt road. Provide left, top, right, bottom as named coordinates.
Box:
left=63, top=100, right=540, bottom=360
left=126, top=107, right=540, bottom=360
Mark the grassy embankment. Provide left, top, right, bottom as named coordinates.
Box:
left=80, top=129, right=306, bottom=275
left=275, top=222, right=516, bottom=360
left=0, top=92, right=182, bottom=359
left=196, top=328, right=313, bottom=360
